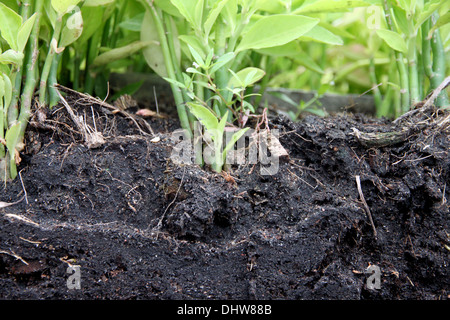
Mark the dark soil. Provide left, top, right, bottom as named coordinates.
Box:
left=0, top=92, right=449, bottom=300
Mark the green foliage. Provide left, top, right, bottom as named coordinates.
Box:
left=235, top=14, right=319, bottom=52
left=0, top=2, right=37, bottom=182
left=372, top=0, right=449, bottom=111
left=188, top=104, right=249, bottom=172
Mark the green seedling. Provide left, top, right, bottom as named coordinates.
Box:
left=188, top=103, right=249, bottom=173
left=164, top=47, right=258, bottom=171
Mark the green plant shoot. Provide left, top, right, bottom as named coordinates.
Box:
left=188, top=103, right=249, bottom=173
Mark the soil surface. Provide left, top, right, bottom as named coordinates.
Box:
left=0, top=91, right=449, bottom=300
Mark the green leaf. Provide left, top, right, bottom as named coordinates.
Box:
left=44, top=0, right=58, bottom=29
left=287, top=110, right=296, bottom=121
left=59, top=9, right=83, bottom=47
left=318, top=21, right=356, bottom=40
left=295, top=53, right=324, bottom=74
left=141, top=10, right=167, bottom=77
left=416, top=0, right=446, bottom=30
left=170, top=0, right=198, bottom=29
left=254, top=40, right=301, bottom=57
left=428, top=12, right=450, bottom=37
left=300, top=25, right=343, bottom=45
left=205, top=48, right=214, bottom=67
left=236, top=14, right=319, bottom=52
left=293, top=0, right=371, bottom=14
left=118, top=13, right=145, bottom=32
left=376, top=29, right=408, bottom=54
left=51, top=0, right=82, bottom=16
left=76, top=6, right=104, bottom=45
left=179, top=35, right=207, bottom=59
left=270, top=92, right=298, bottom=107
left=194, top=0, right=205, bottom=31
left=188, top=44, right=206, bottom=68
left=5, top=121, right=21, bottom=179
left=204, top=0, right=230, bottom=37
left=17, top=13, right=37, bottom=53
left=83, top=0, right=115, bottom=6
left=187, top=102, right=218, bottom=133
left=241, top=100, right=255, bottom=113
left=210, top=52, right=235, bottom=74
left=0, top=0, right=18, bottom=13
left=228, top=67, right=265, bottom=88
left=186, top=67, right=203, bottom=75
left=228, top=69, right=242, bottom=87
left=163, top=77, right=186, bottom=89
left=221, top=0, right=237, bottom=34
left=0, top=73, right=5, bottom=109
left=0, top=49, right=24, bottom=65
left=217, top=111, right=228, bottom=142
left=92, top=41, right=156, bottom=67
left=154, top=0, right=182, bottom=17
left=0, top=2, right=22, bottom=51
left=223, top=127, right=249, bottom=163
left=391, top=5, right=410, bottom=36
left=5, top=121, right=20, bottom=152
left=1, top=73, right=12, bottom=111
left=255, top=0, right=286, bottom=13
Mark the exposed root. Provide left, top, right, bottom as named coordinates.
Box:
left=54, top=84, right=155, bottom=136
left=355, top=175, right=377, bottom=239
left=0, top=249, right=29, bottom=265
left=0, top=196, right=25, bottom=209
left=352, top=77, right=450, bottom=148
left=352, top=106, right=449, bottom=148
left=56, top=89, right=105, bottom=149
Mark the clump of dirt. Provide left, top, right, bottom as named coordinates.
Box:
left=0, top=93, right=448, bottom=299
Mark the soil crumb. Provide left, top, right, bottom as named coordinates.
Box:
left=0, top=97, right=448, bottom=299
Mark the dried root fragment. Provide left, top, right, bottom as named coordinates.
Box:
left=351, top=127, right=411, bottom=148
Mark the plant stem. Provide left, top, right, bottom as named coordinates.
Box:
left=48, top=52, right=62, bottom=108
left=254, top=55, right=274, bottom=107
left=407, top=47, right=420, bottom=105
left=8, top=0, right=31, bottom=126
left=422, top=19, right=433, bottom=79
left=84, top=26, right=104, bottom=94
left=369, top=57, right=383, bottom=112
left=396, top=51, right=410, bottom=112
left=378, top=84, right=394, bottom=118
left=109, top=0, right=126, bottom=49
left=383, top=0, right=410, bottom=112
left=227, top=4, right=250, bottom=54
left=144, top=1, right=191, bottom=135
left=429, top=14, right=449, bottom=107
left=18, top=0, right=44, bottom=144
left=416, top=50, right=424, bottom=98
left=0, top=103, right=4, bottom=159
left=162, top=12, right=194, bottom=124
left=405, top=15, right=420, bottom=106
left=73, top=49, right=81, bottom=90
left=39, top=17, right=62, bottom=105
left=214, top=20, right=229, bottom=117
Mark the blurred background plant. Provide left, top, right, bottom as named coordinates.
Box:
left=262, top=0, right=449, bottom=118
